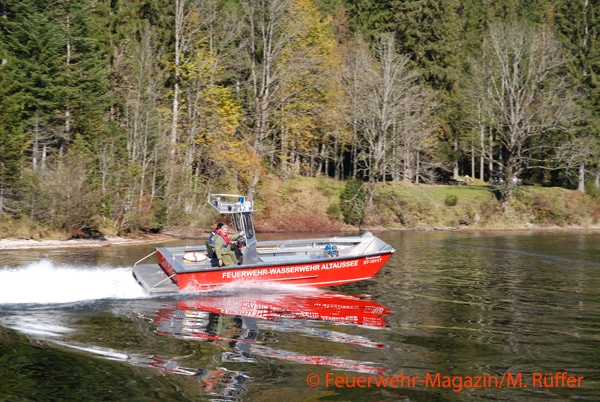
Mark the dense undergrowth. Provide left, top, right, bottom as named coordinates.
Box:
left=2, top=175, right=600, bottom=239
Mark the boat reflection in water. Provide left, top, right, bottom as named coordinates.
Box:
left=145, top=356, right=251, bottom=398
left=150, top=289, right=391, bottom=398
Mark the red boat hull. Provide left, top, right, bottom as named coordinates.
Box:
left=157, top=251, right=393, bottom=292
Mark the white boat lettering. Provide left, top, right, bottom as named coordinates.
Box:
left=363, top=256, right=383, bottom=265
left=220, top=260, right=365, bottom=279
left=321, top=260, right=359, bottom=270
left=269, top=264, right=321, bottom=275
left=222, top=268, right=269, bottom=279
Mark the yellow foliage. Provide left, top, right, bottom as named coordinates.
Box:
left=275, top=0, right=346, bottom=162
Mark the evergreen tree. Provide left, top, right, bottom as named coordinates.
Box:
left=554, top=0, right=600, bottom=189
left=6, top=1, right=68, bottom=166
left=0, top=46, right=26, bottom=214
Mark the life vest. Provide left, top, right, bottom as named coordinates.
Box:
left=209, top=229, right=230, bottom=248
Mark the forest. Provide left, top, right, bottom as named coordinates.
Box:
left=1, top=0, right=599, bottom=237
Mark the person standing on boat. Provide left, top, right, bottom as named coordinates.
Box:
left=213, top=224, right=245, bottom=266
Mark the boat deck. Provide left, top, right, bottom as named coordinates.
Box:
left=133, top=264, right=180, bottom=294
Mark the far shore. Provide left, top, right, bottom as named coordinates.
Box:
left=0, top=234, right=178, bottom=250
left=1, top=224, right=600, bottom=250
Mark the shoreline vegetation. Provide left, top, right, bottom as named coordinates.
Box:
left=0, top=234, right=177, bottom=251
left=2, top=176, right=600, bottom=250
left=1, top=224, right=600, bottom=251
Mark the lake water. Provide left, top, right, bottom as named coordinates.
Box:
left=0, top=230, right=599, bottom=401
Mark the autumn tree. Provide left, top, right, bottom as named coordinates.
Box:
left=469, top=21, right=581, bottom=213
left=342, top=33, right=436, bottom=214
left=175, top=0, right=253, bottom=212
left=237, top=0, right=342, bottom=191
left=276, top=0, right=342, bottom=178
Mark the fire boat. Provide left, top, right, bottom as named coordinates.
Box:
left=133, top=194, right=395, bottom=294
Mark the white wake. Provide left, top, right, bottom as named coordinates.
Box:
left=0, top=259, right=148, bottom=304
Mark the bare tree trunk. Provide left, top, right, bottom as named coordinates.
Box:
left=480, top=126, right=485, bottom=181
left=453, top=137, right=459, bottom=179
left=42, top=144, right=47, bottom=173
left=404, top=147, right=412, bottom=182
left=488, top=128, right=494, bottom=181
left=578, top=162, right=585, bottom=192
left=32, top=120, right=39, bottom=173
left=64, top=13, right=72, bottom=141
left=170, top=0, right=185, bottom=164
left=471, top=142, right=475, bottom=178
left=415, top=152, right=420, bottom=184
left=502, top=166, right=514, bottom=215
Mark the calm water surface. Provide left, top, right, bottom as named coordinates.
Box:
left=0, top=230, right=599, bottom=401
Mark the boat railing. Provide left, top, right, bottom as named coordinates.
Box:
left=255, top=232, right=392, bottom=258
left=259, top=233, right=369, bottom=249
left=133, top=250, right=156, bottom=266
left=157, top=244, right=209, bottom=254
left=150, top=272, right=177, bottom=289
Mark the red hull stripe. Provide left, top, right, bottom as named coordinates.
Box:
left=165, top=253, right=392, bottom=291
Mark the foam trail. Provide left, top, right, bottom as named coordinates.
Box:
left=0, top=259, right=148, bottom=304
left=0, top=314, right=76, bottom=337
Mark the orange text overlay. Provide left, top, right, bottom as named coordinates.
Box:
left=305, top=372, right=584, bottom=393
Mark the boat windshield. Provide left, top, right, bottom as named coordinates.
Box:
left=232, top=213, right=255, bottom=241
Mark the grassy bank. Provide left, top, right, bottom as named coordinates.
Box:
left=253, top=175, right=600, bottom=232
left=3, top=175, right=600, bottom=240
